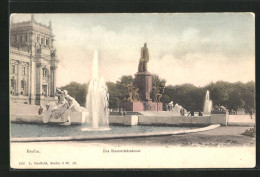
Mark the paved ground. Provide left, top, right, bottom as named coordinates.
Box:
left=69, top=126, right=255, bottom=147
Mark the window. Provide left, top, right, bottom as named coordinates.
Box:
left=21, top=80, right=25, bottom=90
left=43, top=68, right=48, bottom=77
left=21, top=80, right=25, bottom=95
left=22, top=67, right=26, bottom=75
left=25, top=34, right=28, bottom=41
left=12, top=65, right=15, bottom=74
left=46, top=38, right=49, bottom=46
left=37, top=35, right=39, bottom=42
left=11, top=78, right=15, bottom=88
left=41, top=38, right=44, bottom=44
left=19, top=36, right=22, bottom=42
left=11, top=78, right=16, bottom=94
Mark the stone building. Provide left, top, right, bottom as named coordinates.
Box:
left=10, top=15, right=58, bottom=105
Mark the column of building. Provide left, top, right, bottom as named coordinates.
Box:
left=26, top=63, right=30, bottom=96
left=17, top=61, right=21, bottom=95
left=29, top=31, right=36, bottom=104
left=36, top=63, right=43, bottom=95
left=50, top=66, right=56, bottom=97
left=48, top=68, right=51, bottom=97
left=34, top=62, right=43, bottom=105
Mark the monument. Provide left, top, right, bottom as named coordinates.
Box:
left=120, top=43, right=164, bottom=111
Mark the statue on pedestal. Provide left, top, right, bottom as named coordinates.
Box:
left=152, top=82, right=165, bottom=103
left=119, top=43, right=165, bottom=111
left=138, top=43, right=149, bottom=72
left=132, top=88, right=140, bottom=101
left=126, top=82, right=140, bottom=102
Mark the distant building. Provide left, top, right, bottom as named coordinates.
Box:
left=10, top=15, right=58, bottom=105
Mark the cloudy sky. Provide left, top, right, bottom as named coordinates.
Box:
left=12, top=13, right=255, bottom=87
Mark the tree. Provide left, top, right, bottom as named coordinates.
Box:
left=152, top=74, right=166, bottom=87
left=60, top=78, right=255, bottom=113
left=243, top=81, right=255, bottom=111
left=106, top=82, right=120, bottom=109
left=60, top=82, right=88, bottom=107
left=207, top=81, right=230, bottom=107
left=227, top=90, right=245, bottom=112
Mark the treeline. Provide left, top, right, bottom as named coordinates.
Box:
left=61, top=75, right=255, bottom=112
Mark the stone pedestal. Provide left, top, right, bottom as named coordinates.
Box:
left=120, top=101, right=163, bottom=111
left=120, top=101, right=144, bottom=111
left=135, top=71, right=152, bottom=101
left=119, top=70, right=163, bottom=112
left=144, top=101, right=163, bottom=111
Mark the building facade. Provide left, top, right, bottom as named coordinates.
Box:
left=10, top=15, right=58, bottom=105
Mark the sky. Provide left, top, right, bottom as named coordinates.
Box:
left=11, top=13, right=255, bottom=87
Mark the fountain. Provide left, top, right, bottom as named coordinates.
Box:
left=82, top=51, right=110, bottom=131
left=203, top=90, right=212, bottom=114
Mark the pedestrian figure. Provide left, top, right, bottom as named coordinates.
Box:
left=187, top=110, right=194, bottom=116
left=119, top=108, right=123, bottom=116
left=38, top=106, right=43, bottom=115
left=180, top=108, right=185, bottom=116
left=123, top=109, right=127, bottom=116
left=249, top=109, right=253, bottom=119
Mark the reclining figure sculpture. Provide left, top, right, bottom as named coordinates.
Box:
left=42, top=88, right=87, bottom=125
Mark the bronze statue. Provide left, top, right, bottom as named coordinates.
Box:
left=125, top=82, right=140, bottom=102
left=126, top=82, right=134, bottom=102
left=132, top=87, right=140, bottom=101
left=152, top=86, right=162, bottom=102
left=152, top=83, right=165, bottom=103
left=138, top=43, right=149, bottom=72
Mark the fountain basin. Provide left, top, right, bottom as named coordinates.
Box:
left=138, top=114, right=227, bottom=126
left=10, top=112, right=88, bottom=124
left=11, top=113, right=228, bottom=126
left=10, top=123, right=220, bottom=142
left=109, top=115, right=139, bottom=126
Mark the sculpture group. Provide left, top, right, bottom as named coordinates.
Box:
left=42, top=88, right=86, bottom=125
left=125, top=82, right=140, bottom=102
